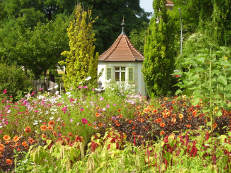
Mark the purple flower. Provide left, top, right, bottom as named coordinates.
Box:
left=81, top=118, right=88, bottom=124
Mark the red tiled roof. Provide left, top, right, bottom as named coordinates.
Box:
left=166, top=0, right=174, bottom=6
left=99, top=33, right=144, bottom=62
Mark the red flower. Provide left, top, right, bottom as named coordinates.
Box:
left=24, top=126, right=31, bottom=133
left=81, top=118, right=88, bottom=124
left=91, top=141, right=98, bottom=152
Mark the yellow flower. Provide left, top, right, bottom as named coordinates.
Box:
left=179, top=114, right=184, bottom=119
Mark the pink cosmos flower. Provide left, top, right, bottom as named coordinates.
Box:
left=62, top=106, right=68, bottom=114
left=80, top=108, right=84, bottom=112
left=83, top=86, right=88, bottom=89
left=81, top=118, right=88, bottom=124
left=3, top=89, right=7, bottom=94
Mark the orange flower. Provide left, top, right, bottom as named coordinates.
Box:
left=47, top=125, right=53, bottom=131
left=143, top=107, right=151, bottom=113
left=185, top=124, right=191, bottom=128
left=160, top=131, right=165, bottom=136
left=6, top=159, right=13, bottom=165
left=0, top=144, right=5, bottom=152
left=95, top=112, right=101, bottom=117
left=179, top=114, right=184, bottom=119
left=24, top=126, right=31, bottom=133
left=40, top=125, right=47, bottom=131
left=160, top=122, right=166, bottom=128
left=213, top=123, right=217, bottom=129
left=68, top=132, right=73, bottom=136
left=192, top=110, right=197, bottom=117
left=52, top=131, right=57, bottom=137
left=13, top=136, right=20, bottom=143
left=155, top=118, right=162, bottom=123
left=48, top=120, right=55, bottom=126
left=22, top=141, right=28, bottom=148
left=3, top=135, right=10, bottom=141
left=171, top=118, right=176, bottom=124
left=28, top=137, right=35, bottom=145
left=139, top=118, right=144, bottom=123
left=98, top=122, right=103, bottom=127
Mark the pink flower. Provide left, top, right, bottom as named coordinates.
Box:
left=100, top=97, right=104, bottom=101
left=70, top=119, right=73, bottom=123
left=83, top=86, right=88, bottom=89
left=62, top=106, right=68, bottom=114
left=81, top=118, right=88, bottom=124
left=78, top=86, right=82, bottom=89
left=3, top=89, right=7, bottom=94
left=80, top=108, right=84, bottom=112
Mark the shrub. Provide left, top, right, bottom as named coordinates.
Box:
left=0, top=63, right=32, bottom=99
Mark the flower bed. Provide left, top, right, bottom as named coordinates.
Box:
left=0, top=90, right=230, bottom=172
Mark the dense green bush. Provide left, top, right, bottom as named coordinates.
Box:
left=0, top=63, right=32, bottom=99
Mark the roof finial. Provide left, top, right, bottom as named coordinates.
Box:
left=121, top=16, right=125, bottom=34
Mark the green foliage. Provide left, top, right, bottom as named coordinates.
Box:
left=60, top=4, right=98, bottom=90
left=174, top=33, right=231, bottom=129
left=80, top=0, right=150, bottom=53
left=143, top=0, right=176, bottom=97
left=173, top=0, right=231, bottom=47
left=0, top=14, right=69, bottom=79
left=0, top=63, right=32, bottom=99
left=15, top=141, right=84, bottom=173
left=129, top=26, right=147, bottom=54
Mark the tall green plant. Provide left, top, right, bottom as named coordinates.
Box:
left=60, top=4, right=98, bottom=90
left=142, top=0, right=176, bottom=97
left=174, top=33, right=231, bottom=129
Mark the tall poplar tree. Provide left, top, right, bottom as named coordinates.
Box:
left=142, top=0, right=176, bottom=96
left=60, top=4, right=98, bottom=90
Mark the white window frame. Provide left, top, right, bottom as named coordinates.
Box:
left=115, top=66, right=126, bottom=82
left=106, top=67, right=112, bottom=80
left=128, top=67, right=134, bottom=82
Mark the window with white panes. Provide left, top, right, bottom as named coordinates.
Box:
left=115, top=66, right=125, bottom=81
left=128, top=67, right=134, bottom=82
left=106, top=68, right=112, bottom=80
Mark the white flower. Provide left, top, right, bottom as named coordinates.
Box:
left=85, top=76, right=91, bottom=81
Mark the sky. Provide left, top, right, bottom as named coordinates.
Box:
left=140, top=0, right=154, bottom=13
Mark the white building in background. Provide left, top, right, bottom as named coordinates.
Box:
left=98, top=19, right=146, bottom=95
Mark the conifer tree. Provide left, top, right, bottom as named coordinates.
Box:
left=60, top=4, right=98, bottom=90
left=142, top=0, right=176, bottom=96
